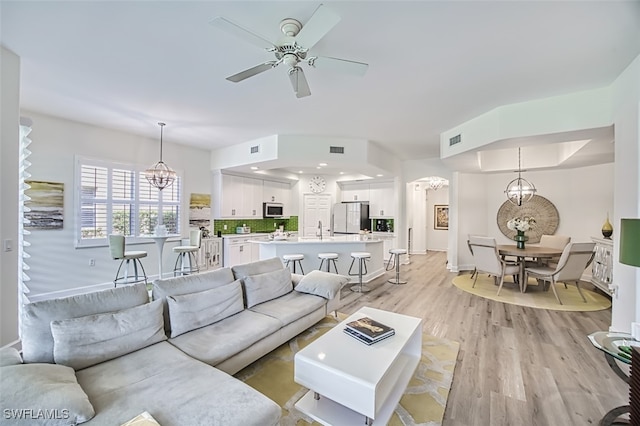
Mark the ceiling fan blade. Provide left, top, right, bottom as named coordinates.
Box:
left=295, top=4, right=341, bottom=50
left=227, top=61, right=278, bottom=82
left=309, top=56, right=368, bottom=77
left=288, top=67, right=311, bottom=98
left=210, top=17, right=276, bottom=50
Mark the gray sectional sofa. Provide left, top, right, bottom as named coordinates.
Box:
left=0, top=257, right=347, bottom=425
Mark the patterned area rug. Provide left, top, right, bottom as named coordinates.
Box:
left=235, top=315, right=460, bottom=426
left=452, top=273, right=611, bottom=311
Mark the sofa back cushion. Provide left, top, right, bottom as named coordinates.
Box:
left=51, top=299, right=166, bottom=370
left=152, top=267, right=236, bottom=333
left=21, top=283, right=149, bottom=364
left=231, top=257, right=284, bottom=281
left=243, top=268, right=293, bottom=308
left=166, top=280, right=244, bottom=338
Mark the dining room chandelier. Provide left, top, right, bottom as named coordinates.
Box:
left=504, top=147, right=536, bottom=206
left=145, top=122, right=176, bottom=191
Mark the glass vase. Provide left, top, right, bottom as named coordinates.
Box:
left=514, top=230, right=528, bottom=249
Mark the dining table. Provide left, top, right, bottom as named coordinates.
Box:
left=498, top=244, right=563, bottom=292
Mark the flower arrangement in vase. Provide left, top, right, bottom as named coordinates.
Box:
left=507, top=217, right=536, bottom=249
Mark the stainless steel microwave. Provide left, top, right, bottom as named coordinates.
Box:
left=263, top=202, right=284, bottom=218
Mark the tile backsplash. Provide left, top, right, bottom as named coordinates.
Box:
left=213, top=216, right=298, bottom=235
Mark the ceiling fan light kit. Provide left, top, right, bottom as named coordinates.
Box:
left=210, top=4, right=368, bottom=98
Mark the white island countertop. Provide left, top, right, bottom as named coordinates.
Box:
left=249, top=235, right=382, bottom=244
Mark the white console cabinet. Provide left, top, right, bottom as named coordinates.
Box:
left=591, top=237, right=613, bottom=295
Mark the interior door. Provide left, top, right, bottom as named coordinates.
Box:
left=303, top=194, right=332, bottom=237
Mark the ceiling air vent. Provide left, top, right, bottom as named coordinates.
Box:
left=250, top=145, right=260, bottom=154
left=449, top=134, right=462, bottom=146
left=329, top=146, right=344, bottom=154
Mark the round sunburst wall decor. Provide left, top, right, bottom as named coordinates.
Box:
left=497, top=195, right=559, bottom=243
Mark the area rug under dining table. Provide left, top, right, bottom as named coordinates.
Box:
left=235, top=315, right=460, bottom=426
left=452, top=273, right=611, bottom=311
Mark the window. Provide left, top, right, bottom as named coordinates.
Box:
left=76, top=157, right=181, bottom=247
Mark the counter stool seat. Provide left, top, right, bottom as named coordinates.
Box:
left=318, top=252, right=339, bottom=274
left=386, top=248, right=407, bottom=285
left=283, top=254, right=305, bottom=274
left=349, top=252, right=371, bottom=293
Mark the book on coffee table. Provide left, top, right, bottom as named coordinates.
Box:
left=346, top=317, right=395, bottom=340
left=343, top=326, right=395, bottom=345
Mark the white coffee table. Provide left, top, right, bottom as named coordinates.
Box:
left=294, top=307, right=422, bottom=425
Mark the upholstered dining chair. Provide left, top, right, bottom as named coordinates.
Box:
left=468, top=236, right=520, bottom=295
left=526, top=233, right=571, bottom=266
left=108, top=234, right=148, bottom=287
left=524, top=242, right=596, bottom=305
left=172, top=229, right=202, bottom=276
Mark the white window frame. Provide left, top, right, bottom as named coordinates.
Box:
left=74, top=156, right=182, bottom=248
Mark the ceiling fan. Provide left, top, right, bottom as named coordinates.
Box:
left=210, top=4, right=368, bottom=98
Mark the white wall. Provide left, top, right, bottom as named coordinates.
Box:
left=23, top=111, right=211, bottom=299
left=1, top=46, right=21, bottom=346
left=406, top=182, right=450, bottom=253
left=611, top=54, right=640, bottom=333
left=451, top=163, right=614, bottom=272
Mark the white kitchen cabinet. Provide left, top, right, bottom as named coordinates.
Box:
left=340, top=182, right=370, bottom=202
left=243, top=177, right=263, bottom=218
left=213, top=173, right=263, bottom=218
left=263, top=180, right=292, bottom=216
left=214, top=172, right=291, bottom=219
left=217, top=174, right=243, bottom=217
left=369, top=182, right=395, bottom=218
left=223, top=236, right=253, bottom=267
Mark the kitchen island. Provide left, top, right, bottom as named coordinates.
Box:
left=251, top=235, right=385, bottom=283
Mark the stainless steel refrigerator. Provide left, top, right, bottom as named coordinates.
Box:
left=332, top=202, right=370, bottom=234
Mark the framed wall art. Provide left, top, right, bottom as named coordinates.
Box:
left=434, top=204, right=449, bottom=230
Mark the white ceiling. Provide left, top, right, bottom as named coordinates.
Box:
left=2, top=1, right=639, bottom=174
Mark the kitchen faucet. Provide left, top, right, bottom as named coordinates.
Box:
left=317, top=220, right=322, bottom=240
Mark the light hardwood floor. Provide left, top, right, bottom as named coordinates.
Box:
left=339, top=251, right=628, bottom=426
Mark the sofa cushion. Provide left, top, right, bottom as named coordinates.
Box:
left=0, top=347, right=22, bottom=367
left=0, top=363, right=95, bottom=425
left=249, top=291, right=326, bottom=326
left=243, top=268, right=293, bottom=308
left=76, top=341, right=280, bottom=426
left=51, top=300, right=166, bottom=370
left=21, top=283, right=149, bottom=364
left=168, top=310, right=281, bottom=367
left=152, top=267, right=236, bottom=333
left=295, top=270, right=349, bottom=299
left=166, top=280, right=244, bottom=338
left=231, top=257, right=284, bottom=280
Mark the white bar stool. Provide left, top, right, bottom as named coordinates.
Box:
left=386, top=248, right=407, bottom=285
left=109, top=235, right=148, bottom=287
left=173, top=230, right=202, bottom=276
left=318, top=252, right=339, bottom=273
left=283, top=254, right=305, bottom=274
left=348, top=252, right=371, bottom=293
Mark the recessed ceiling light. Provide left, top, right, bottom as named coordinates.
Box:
left=319, top=162, right=327, bottom=167
left=339, top=172, right=344, bottom=175
left=250, top=166, right=258, bottom=170
left=298, top=170, right=303, bottom=174
left=376, top=174, right=383, bottom=177
left=316, top=166, right=321, bottom=169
